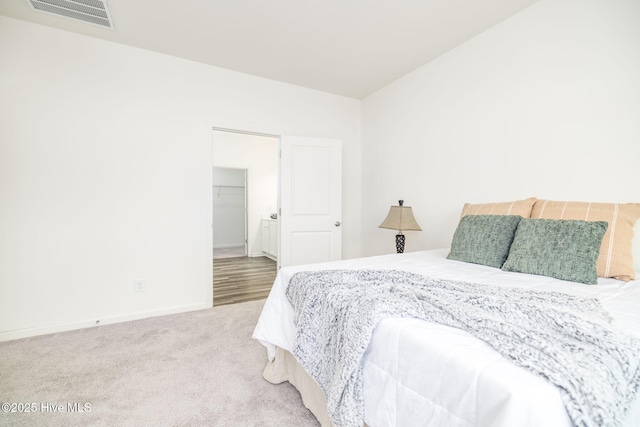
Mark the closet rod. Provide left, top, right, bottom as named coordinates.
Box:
left=213, top=185, right=245, bottom=197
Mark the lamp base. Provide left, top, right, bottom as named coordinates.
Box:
left=395, top=233, right=405, bottom=254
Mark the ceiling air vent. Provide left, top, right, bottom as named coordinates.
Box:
left=26, top=0, right=115, bottom=30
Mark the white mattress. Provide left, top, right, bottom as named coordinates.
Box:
left=253, top=249, right=640, bottom=427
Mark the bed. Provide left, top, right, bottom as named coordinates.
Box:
left=253, top=199, right=640, bottom=427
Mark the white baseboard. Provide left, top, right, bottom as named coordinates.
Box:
left=262, top=252, right=277, bottom=261
left=0, top=303, right=209, bottom=342
left=213, top=244, right=245, bottom=249
left=250, top=250, right=277, bottom=261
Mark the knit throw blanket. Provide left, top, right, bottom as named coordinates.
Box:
left=286, top=269, right=640, bottom=427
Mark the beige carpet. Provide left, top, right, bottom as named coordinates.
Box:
left=0, top=300, right=319, bottom=427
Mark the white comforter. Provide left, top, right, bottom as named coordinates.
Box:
left=252, top=249, right=640, bottom=427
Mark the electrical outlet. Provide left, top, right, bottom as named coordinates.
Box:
left=134, top=280, right=145, bottom=293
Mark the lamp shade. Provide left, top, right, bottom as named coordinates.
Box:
left=379, top=200, right=422, bottom=232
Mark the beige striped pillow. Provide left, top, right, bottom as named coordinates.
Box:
left=635, top=222, right=640, bottom=273
left=460, top=197, right=537, bottom=218
left=531, top=200, right=640, bottom=281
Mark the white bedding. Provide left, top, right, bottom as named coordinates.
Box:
left=253, top=249, right=640, bottom=427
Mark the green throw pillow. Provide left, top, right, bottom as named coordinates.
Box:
left=501, top=218, right=608, bottom=284
left=447, top=215, right=523, bottom=268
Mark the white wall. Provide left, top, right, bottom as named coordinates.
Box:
left=0, top=16, right=361, bottom=340
left=212, top=166, right=247, bottom=250
left=212, top=133, right=278, bottom=257
left=362, top=0, right=640, bottom=256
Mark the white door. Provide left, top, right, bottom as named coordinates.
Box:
left=279, top=136, right=342, bottom=268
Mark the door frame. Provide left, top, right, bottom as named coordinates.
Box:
left=207, top=121, right=282, bottom=308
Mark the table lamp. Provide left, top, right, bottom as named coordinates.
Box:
left=379, top=200, right=422, bottom=253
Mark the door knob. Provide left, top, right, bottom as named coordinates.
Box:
left=335, top=221, right=341, bottom=227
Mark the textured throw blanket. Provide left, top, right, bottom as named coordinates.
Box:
left=286, top=269, right=640, bottom=427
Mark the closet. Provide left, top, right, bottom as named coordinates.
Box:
left=212, top=167, right=247, bottom=258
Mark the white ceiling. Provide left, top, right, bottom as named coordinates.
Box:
left=0, top=0, right=539, bottom=99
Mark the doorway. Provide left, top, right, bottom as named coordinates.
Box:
left=212, top=130, right=279, bottom=306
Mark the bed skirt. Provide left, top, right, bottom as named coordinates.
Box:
left=262, top=347, right=336, bottom=426
left=263, top=347, right=371, bottom=426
